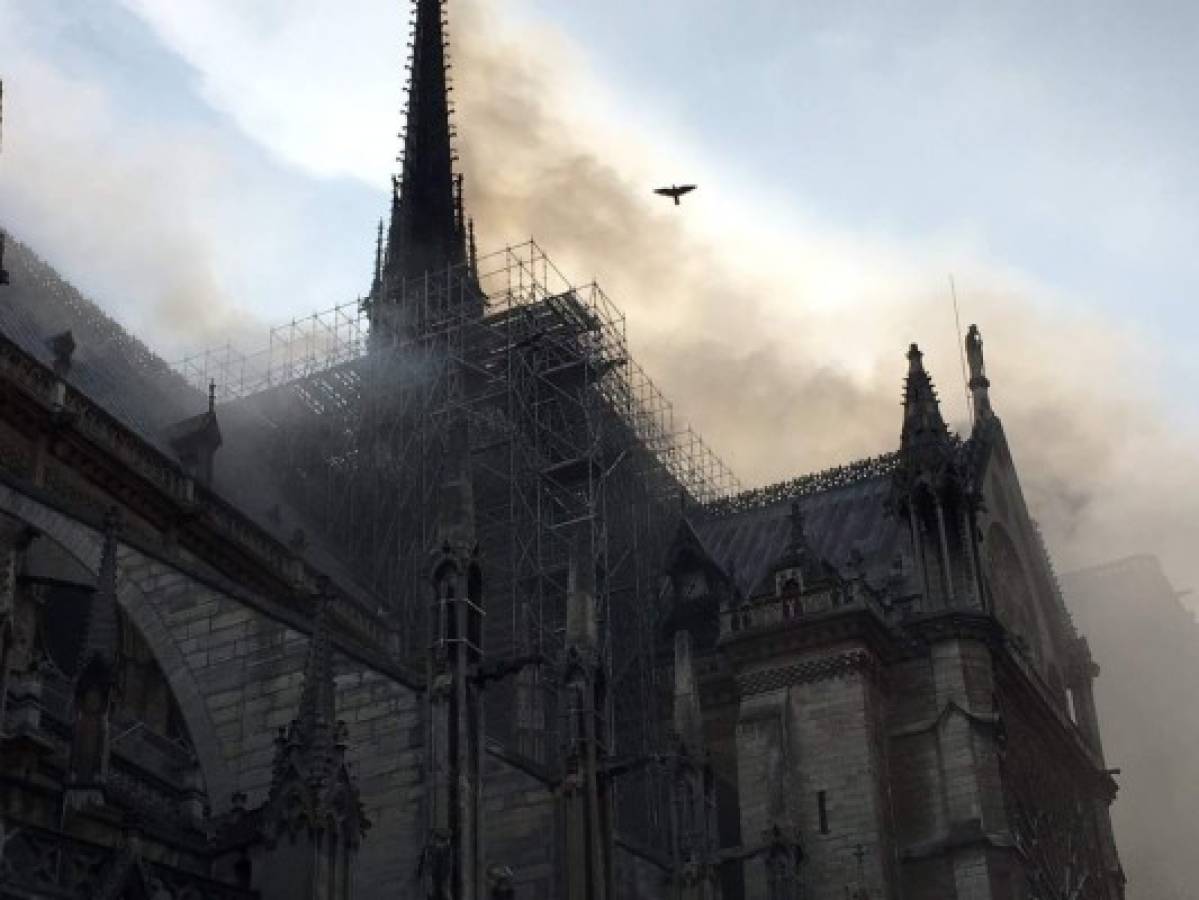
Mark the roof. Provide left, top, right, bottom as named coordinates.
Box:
left=694, top=466, right=906, bottom=598
left=165, top=409, right=222, bottom=454
left=0, top=235, right=203, bottom=450
left=0, top=234, right=388, bottom=615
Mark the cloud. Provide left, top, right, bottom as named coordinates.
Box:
left=0, top=2, right=382, bottom=359
left=115, top=0, right=400, bottom=185
left=0, top=20, right=249, bottom=354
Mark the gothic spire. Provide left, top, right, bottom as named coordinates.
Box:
left=254, top=580, right=369, bottom=891
left=385, top=0, right=466, bottom=289
left=900, top=343, right=950, bottom=459
left=370, top=217, right=385, bottom=302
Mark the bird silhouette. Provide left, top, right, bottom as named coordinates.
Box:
left=654, top=184, right=697, bottom=206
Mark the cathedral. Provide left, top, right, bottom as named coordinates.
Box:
left=0, top=1, right=1124, bottom=898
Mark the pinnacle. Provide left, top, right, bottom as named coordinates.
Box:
left=901, top=343, right=949, bottom=453
left=77, top=508, right=122, bottom=683
left=384, top=0, right=465, bottom=288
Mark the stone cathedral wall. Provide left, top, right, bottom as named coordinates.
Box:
left=2, top=478, right=658, bottom=898
left=0, top=482, right=429, bottom=896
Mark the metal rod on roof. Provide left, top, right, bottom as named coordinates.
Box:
left=950, top=274, right=973, bottom=423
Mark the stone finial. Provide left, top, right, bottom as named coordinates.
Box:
left=965, top=324, right=993, bottom=423
left=899, top=343, right=952, bottom=471
left=371, top=217, right=385, bottom=299
left=47, top=330, right=76, bottom=377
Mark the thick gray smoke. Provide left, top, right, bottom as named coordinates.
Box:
left=452, top=0, right=1199, bottom=608
left=449, top=13, right=1195, bottom=894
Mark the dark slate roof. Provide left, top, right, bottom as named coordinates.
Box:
left=0, top=235, right=205, bottom=450
left=165, top=409, right=222, bottom=455
left=0, top=235, right=384, bottom=612
left=695, top=469, right=906, bottom=598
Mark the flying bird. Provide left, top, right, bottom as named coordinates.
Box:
left=654, top=184, right=697, bottom=206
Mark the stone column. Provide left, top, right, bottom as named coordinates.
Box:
left=66, top=509, right=122, bottom=808
left=669, top=630, right=721, bottom=900
left=930, top=638, right=1006, bottom=900
left=558, top=524, right=613, bottom=900
left=427, top=550, right=484, bottom=899
left=424, top=415, right=485, bottom=900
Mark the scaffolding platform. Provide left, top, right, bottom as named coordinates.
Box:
left=173, top=243, right=738, bottom=852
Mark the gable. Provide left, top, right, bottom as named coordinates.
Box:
left=695, top=472, right=905, bottom=602
left=973, top=421, right=1078, bottom=686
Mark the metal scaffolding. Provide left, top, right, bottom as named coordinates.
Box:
left=175, top=243, right=738, bottom=827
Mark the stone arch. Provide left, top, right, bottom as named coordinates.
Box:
left=0, top=483, right=234, bottom=806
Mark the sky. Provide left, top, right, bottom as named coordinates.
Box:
left=0, top=0, right=1196, bottom=608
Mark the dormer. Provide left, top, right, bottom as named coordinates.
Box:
left=165, top=383, right=222, bottom=488
left=658, top=517, right=737, bottom=652
left=755, top=501, right=840, bottom=601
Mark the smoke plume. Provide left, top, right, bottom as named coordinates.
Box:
left=451, top=0, right=1199, bottom=604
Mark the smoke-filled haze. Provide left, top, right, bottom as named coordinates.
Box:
left=0, top=0, right=1195, bottom=607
